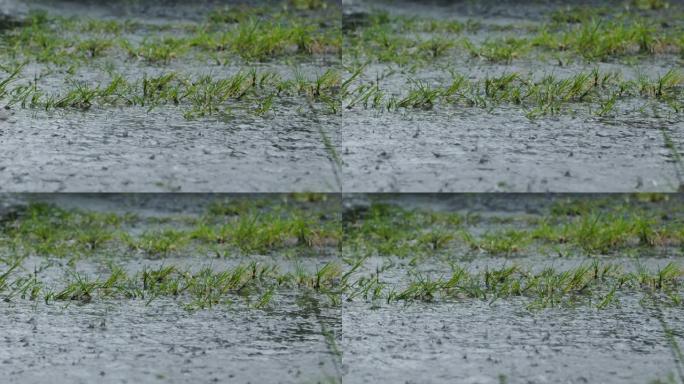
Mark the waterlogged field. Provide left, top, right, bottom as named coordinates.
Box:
left=341, top=0, right=684, bottom=192
left=0, top=194, right=344, bottom=383
left=342, top=193, right=684, bottom=383
left=0, top=0, right=342, bottom=192
left=1, top=193, right=683, bottom=383
left=2, top=0, right=682, bottom=193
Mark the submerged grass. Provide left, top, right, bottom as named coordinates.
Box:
left=0, top=4, right=342, bottom=118
left=4, top=197, right=682, bottom=262
left=2, top=261, right=342, bottom=310
left=338, top=257, right=683, bottom=310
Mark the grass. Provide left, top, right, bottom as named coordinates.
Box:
left=1, top=68, right=341, bottom=117
left=1, top=5, right=340, bottom=66
left=4, top=261, right=342, bottom=309
left=463, top=38, right=529, bottom=64
left=342, top=5, right=684, bottom=71
left=344, top=68, right=683, bottom=117
left=6, top=255, right=679, bottom=311
left=1, top=196, right=683, bottom=311
left=5, top=5, right=682, bottom=119
left=351, top=260, right=683, bottom=310
left=343, top=196, right=684, bottom=257
left=631, top=0, right=671, bottom=10
left=3, top=5, right=340, bottom=65
left=0, top=63, right=24, bottom=100
left=0, top=198, right=340, bottom=260
left=0, top=7, right=342, bottom=121
left=339, top=4, right=684, bottom=118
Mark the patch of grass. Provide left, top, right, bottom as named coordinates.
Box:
left=0, top=62, right=25, bottom=100
left=463, top=230, right=531, bottom=255
left=122, top=37, right=188, bottom=64
left=463, top=37, right=529, bottom=64
left=2, top=68, right=341, bottom=118
left=345, top=68, right=683, bottom=117
left=2, top=6, right=340, bottom=66
left=76, top=38, right=114, bottom=58
left=631, top=0, right=670, bottom=10
left=346, top=8, right=683, bottom=67
left=549, top=6, right=610, bottom=24
left=125, top=229, right=188, bottom=257
left=288, top=0, right=328, bottom=11
left=345, top=199, right=684, bottom=257
left=25, top=261, right=342, bottom=309
left=0, top=200, right=339, bottom=259
left=207, top=5, right=268, bottom=24
left=370, top=261, right=683, bottom=309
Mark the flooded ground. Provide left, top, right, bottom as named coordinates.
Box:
left=0, top=193, right=343, bottom=383
left=0, top=0, right=341, bottom=192
left=1, top=193, right=683, bottom=383
left=340, top=193, right=684, bottom=383
left=341, top=0, right=684, bottom=192
left=343, top=298, right=682, bottom=384
left=3, top=297, right=341, bottom=384
left=3, top=0, right=682, bottom=193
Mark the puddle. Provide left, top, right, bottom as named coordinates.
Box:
left=1, top=296, right=341, bottom=384
left=342, top=297, right=680, bottom=384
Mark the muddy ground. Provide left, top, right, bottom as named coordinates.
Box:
left=1, top=193, right=683, bottom=383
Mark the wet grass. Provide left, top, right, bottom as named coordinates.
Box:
left=1, top=196, right=683, bottom=311
left=0, top=3, right=342, bottom=118
left=370, top=261, right=683, bottom=310
left=343, top=68, right=683, bottom=117
left=10, top=196, right=677, bottom=264
left=1, top=67, right=341, bottom=117
left=1, top=260, right=342, bottom=310
left=463, top=37, right=529, bottom=64
left=1, top=5, right=340, bottom=66
left=0, top=197, right=340, bottom=260
left=531, top=17, right=682, bottom=61
left=342, top=4, right=684, bottom=117
left=345, top=4, right=684, bottom=66
left=344, top=196, right=684, bottom=257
